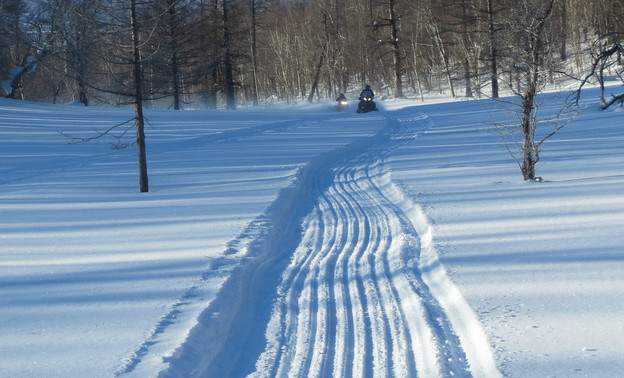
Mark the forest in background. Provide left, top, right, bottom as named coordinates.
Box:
left=1, top=0, right=623, bottom=109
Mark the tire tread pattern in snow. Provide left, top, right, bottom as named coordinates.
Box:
left=161, top=110, right=502, bottom=378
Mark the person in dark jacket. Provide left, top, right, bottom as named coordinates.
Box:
left=336, top=92, right=348, bottom=110
left=359, top=85, right=374, bottom=100
left=357, top=85, right=378, bottom=113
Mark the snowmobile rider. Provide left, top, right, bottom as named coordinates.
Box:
left=336, top=93, right=349, bottom=110
left=359, top=85, right=374, bottom=100
left=356, top=85, right=378, bottom=113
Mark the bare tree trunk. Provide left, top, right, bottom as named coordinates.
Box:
left=559, top=0, right=567, bottom=61
left=410, top=37, right=425, bottom=102
left=208, top=0, right=219, bottom=109
left=249, top=0, right=259, bottom=106
left=389, top=0, right=403, bottom=98
left=487, top=0, right=499, bottom=98
left=426, top=5, right=455, bottom=98
left=519, top=0, right=555, bottom=181
left=463, top=59, right=472, bottom=97
left=209, top=67, right=218, bottom=109
left=439, top=44, right=455, bottom=97
left=461, top=0, right=473, bottom=97
left=131, top=0, right=149, bottom=193
left=308, top=50, right=325, bottom=103
left=222, top=0, right=236, bottom=110
left=168, top=0, right=181, bottom=110
left=521, top=69, right=538, bottom=180
left=74, top=27, right=90, bottom=106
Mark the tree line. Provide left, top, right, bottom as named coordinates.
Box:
left=1, top=0, right=622, bottom=108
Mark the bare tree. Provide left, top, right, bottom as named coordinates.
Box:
left=162, top=0, right=184, bottom=110
left=496, top=0, right=573, bottom=181
left=145, top=0, right=203, bottom=110
left=247, top=0, right=265, bottom=106
left=486, top=0, right=500, bottom=98
left=67, top=0, right=151, bottom=191
left=423, top=2, right=456, bottom=97
left=42, top=0, right=101, bottom=105
left=371, top=0, right=404, bottom=98
left=2, top=0, right=52, bottom=100
left=2, top=0, right=620, bottom=109
left=221, top=0, right=236, bottom=109
left=0, top=0, right=26, bottom=73
left=207, top=0, right=220, bottom=109
left=387, top=0, right=404, bottom=98
left=61, top=0, right=150, bottom=191
left=443, top=0, right=476, bottom=97
left=520, top=2, right=551, bottom=179
left=129, top=0, right=149, bottom=192
left=577, top=34, right=624, bottom=110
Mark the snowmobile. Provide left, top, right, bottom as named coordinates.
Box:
left=356, top=97, right=378, bottom=113
left=336, top=94, right=349, bottom=111
left=337, top=98, right=349, bottom=111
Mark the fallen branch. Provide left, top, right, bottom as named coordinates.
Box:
left=602, top=93, right=624, bottom=110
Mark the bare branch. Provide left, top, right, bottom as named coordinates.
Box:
left=59, top=118, right=135, bottom=149
left=576, top=38, right=624, bottom=107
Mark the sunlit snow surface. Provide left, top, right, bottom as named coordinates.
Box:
left=0, top=89, right=622, bottom=377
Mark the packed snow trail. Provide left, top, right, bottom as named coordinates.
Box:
left=162, top=110, right=500, bottom=377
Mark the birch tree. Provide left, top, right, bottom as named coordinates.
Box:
left=497, top=0, right=573, bottom=181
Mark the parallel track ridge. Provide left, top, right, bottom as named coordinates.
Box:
left=162, top=110, right=501, bottom=378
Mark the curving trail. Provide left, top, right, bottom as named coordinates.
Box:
left=161, top=111, right=501, bottom=378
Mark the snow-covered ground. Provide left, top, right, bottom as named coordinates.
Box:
left=0, top=87, right=622, bottom=377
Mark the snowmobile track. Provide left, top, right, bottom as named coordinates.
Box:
left=161, top=110, right=501, bottom=378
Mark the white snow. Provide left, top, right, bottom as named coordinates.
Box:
left=0, top=87, right=622, bottom=377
